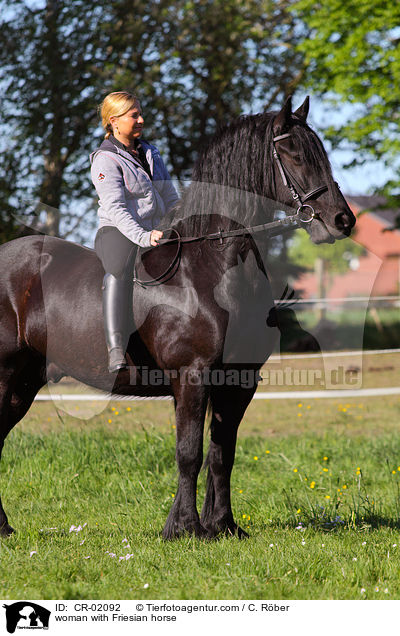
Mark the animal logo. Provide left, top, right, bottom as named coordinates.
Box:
left=3, top=602, right=50, bottom=633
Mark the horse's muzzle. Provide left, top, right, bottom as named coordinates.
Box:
left=334, top=210, right=356, bottom=235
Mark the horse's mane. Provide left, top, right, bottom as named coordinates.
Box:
left=159, top=110, right=336, bottom=238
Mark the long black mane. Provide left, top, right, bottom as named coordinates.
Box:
left=160, top=110, right=336, bottom=237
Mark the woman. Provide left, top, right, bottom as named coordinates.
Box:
left=90, top=91, right=180, bottom=373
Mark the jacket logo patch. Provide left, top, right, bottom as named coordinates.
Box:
left=98, top=173, right=105, bottom=181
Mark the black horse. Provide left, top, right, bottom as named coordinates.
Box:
left=0, top=97, right=355, bottom=539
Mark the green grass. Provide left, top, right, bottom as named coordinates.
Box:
left=1, top=398, right=400, bottom=599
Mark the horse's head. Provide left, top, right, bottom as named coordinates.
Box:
left=272, top=96, right=356, bottom=244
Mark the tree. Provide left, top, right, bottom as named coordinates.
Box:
left=0, top=0, right=116, bottom=240
left=0, top=0, right=309, bottom=244
left=108, top=0, right=310, bottom=180
left=291, top=0, right=400, bottom=220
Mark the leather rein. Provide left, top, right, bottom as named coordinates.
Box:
left=133, top=132, right=328, bottom=287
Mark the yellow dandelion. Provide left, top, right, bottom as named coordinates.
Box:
left=323, top=468, right=328, bottom=472
left=397, top=467, right=400, bottom=472
left=296, top=508, right=301, bottom=514
left=325, top=495, right=331, bottom=500
left=242, top=514, right=247, bottom=519
left=310, top=481, right=315, bottom=489
left=297, top=413, right=302, bottom=417
left=306, top=405, right=311, bottom=409
left=293, top=468, right=298, bottom=473
left=239, top=489, right=243, bottom=494
left=342, top=484, right=347, bottom=489
left=298, top=403, right=303, bottom=407
left=126, top=407, right=131, bottom=412
left=392, top=470, right=396, bottom=475
left=247, top=515, right=251, bottom=521
left=108, top=419, right=112, bottom=423
left=265, top=450, right=270, bottom=454
left=171, top=493, right=175, bottom=498
left=253, top=456, right=259, bottom=461
left=323, top=457, right=328, bottom=461
left=115, top=411, right=119, bottom=415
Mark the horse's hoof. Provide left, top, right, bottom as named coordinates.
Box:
left=0, top=523, right=15, bottom=538
left=205, top=523, right=249, bottom=539
left=162, top=521, right=212, bottom=541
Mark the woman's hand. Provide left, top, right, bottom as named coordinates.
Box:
left=150, top=230, right=163, bottom=246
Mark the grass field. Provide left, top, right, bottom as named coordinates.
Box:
left=1, top=393, right=400, bottom=600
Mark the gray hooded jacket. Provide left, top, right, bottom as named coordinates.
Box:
left=90, top=138, right=180, bottom=248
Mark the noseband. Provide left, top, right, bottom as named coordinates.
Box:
left=273, top=132, right=328, bottom=223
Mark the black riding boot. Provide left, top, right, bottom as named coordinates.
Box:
left=102, top=273, right=130, bottom=373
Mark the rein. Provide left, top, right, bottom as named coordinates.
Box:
left=133, top=131, right=329, bottom=287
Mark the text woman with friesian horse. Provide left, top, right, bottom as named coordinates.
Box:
left=0, top=97, right=355, bottom=539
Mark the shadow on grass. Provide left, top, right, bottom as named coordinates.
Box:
left=265, top=513, right=400, bottom=533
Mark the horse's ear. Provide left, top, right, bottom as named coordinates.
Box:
left=273, top=95, right=292, bottom=136
left=294, top=96, right=310, bottom=122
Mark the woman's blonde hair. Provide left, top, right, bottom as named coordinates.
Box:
left=99, top=91, right=139, bottom=139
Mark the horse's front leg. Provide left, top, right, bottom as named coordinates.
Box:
left=162, top=381, right=210, bottom=540
left=201, top=385, right=255, bottom=538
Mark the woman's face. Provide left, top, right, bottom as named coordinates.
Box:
left=111, top=101, right=144, bottom=140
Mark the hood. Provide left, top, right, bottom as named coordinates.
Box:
left=89, top=137, right=152, bottom=165
left=89, top=138, right=120, bottom=164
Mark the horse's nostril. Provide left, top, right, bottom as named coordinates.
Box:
left=335, top=212, right=354, bottom=230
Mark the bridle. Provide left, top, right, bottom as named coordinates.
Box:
left=133, top=131, right=329, bottom=286
left=272, top=132, right=328, bottom=224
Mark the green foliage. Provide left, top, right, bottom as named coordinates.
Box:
left=288, top=230, right=365, bottom=273
left=291, top=0, right=400, bottom=202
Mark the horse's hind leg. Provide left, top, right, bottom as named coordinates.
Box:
left=0, top=356, right=46, bottom=536
left=201, top=385, right=255, bottom=538
left=162, top=382, right=210, bottom=540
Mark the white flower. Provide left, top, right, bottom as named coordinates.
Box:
left=301, top=540, right=306, bottom=545
left=321, top=544, right=325, bottom=547
left=269, top=543, right=274, bottom=547
left=393, top=544, right=397, bottom=547
left=122, top=538, right=128, bottom=543
left=384, top=588, right=389, bottom=594
left=362, top=541, right=366, bottom=545
left=83, top=556, right=90, bottom=559
left=352, top=557, right=357, bottom=561
left=80, top=539, right=85, bottom=545
left=143, top=583, right=149, bottom=589
left=360, top=588, right=366, bottom=594
left=29, top=551, right=37, bottom=557
left=69, top=522, right=87, bottom=533
left=375, top=586, right=379, bottom=592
